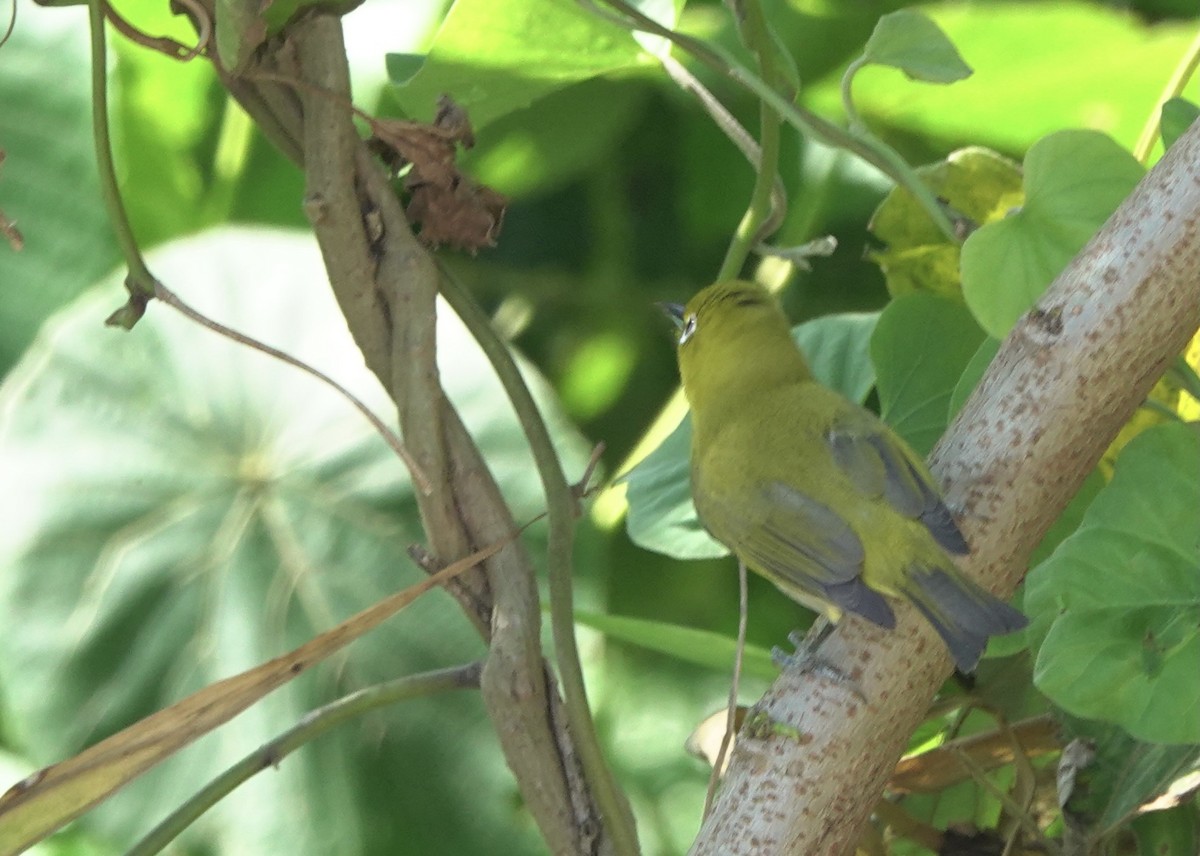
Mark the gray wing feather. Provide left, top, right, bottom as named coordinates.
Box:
left=755, top=481, right=865, bottom=584
left=702, top=480, right=895, bottom=629
left=826, top=417, right=969, bottom=556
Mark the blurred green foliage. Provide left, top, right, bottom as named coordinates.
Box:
left=1, top=0, right=1199, bottom=854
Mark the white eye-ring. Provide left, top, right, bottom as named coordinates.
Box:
left=679, top=314, right=697, bottom=345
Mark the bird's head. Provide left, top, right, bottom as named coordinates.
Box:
left=660, top=281, right=807, bottom=415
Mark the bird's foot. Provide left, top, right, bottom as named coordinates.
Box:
left=771, top=623, right=866, bottom=702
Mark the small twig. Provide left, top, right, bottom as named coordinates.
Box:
left=704, top=558, right=749, bottom=817
left=571, top=441, right=607, bottom=511
left=153, top=281, right=433, bottom=495
left=755, top=235, right=837, bottom=270
left=1133, top=29, right=1200, bottom=164
left=247, top=69, right=422, bottom=142
left=125, top=663, right=482, bottom=856
left=587, top=0, right=959, bottom=242
left=949, top=743, right=1056, bottom=853
left=660, top=54, right=786, bottom=248
left=103, top=0, right=208, bottom=60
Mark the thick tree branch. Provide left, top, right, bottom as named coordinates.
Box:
left=693, top=121, right=1200, bottom=854
left=197, top=12, right=620, bottom=854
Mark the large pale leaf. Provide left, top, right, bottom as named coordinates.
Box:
left=0, top=227, right=585, bottom=855
left=0, top=545, right=499, bottom=854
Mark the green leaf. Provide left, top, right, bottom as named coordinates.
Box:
left=0, top=6, right=120, bottom=375
left=465, top=78, right=647, bottom=198
left=1027, top=423, right=1200, bottom=744
left=215, top=0, right=267, bottom=73
left=1058, top=714, right=1200, bottom=838
left=809, top=4, right=1199, bottom=154
left=574, top=610, right=777, bottom=681
left=624, top=413, right=717, bottom=559
left=111, top=0, right=226, bottom=246
left=1131, top=804, right=1199, bottom=856
left=871, top=294, right=985, bottom=456
left=868, top=147, right=1022, bottom=300
left=625, top=311, right=880, bottom=560
left=1161, top=97, right=1200, bottom=151
left=860, top=9, right=972, bottom=84
left=0, top=227, right=585, bottom=854
left=947, top=336, right=999, bottom=420
left=387, top=0, right=672, bottom=133
left=801, top=311, right=882, bottom=406
left=961, top=130, right=1144, bottom=338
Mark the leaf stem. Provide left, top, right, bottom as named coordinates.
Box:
left=437, top=268, right=639, bottom=855
left=591, top=0, right=958, bottom=242
left=717, top=0, right=785, bottom=280
left=153, top=281, right=432, bottom=494
left=126, top=663, right=482, bottom=856
left=88, top=0, right=157, bottom=300
left=1133, top=28, right=1200, bottom=164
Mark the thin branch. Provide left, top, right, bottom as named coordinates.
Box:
left=716, top=0, right=785, bottom=280
left=949, top=746, right=1051, bottom=851
left=704, top=558, right=749, bottom=817
left=1133, top=28, right=1200, bottom=164
left=437, top=266, right=640, bottom=856
left=586, top=0, right=959, bottom=242
left=126, top=663, right=482, bottom=856
left=88, top=0, right=158, bottom=311
left=153, top=281, right=432, bottom=495
left=103, top=0, right=208, bottom=60
left=276, top=14, right=616, bottom=852
left=658, top=55, right=786, bottom=273
left=0, top=0, right=15, bottom=50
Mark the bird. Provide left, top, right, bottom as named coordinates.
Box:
left=662, top=280, right=1027, bottom=672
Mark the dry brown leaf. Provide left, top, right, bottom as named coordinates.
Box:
left=888, top=714, right=1059, bottom=795
left=0, top=537, right=510, bottom=855
left=406, top=179, right=506, bottom=253
left=369, top=96, right=506, bottom=253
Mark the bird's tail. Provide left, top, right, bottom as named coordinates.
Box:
left=903, top=564, right=1027, bottom=673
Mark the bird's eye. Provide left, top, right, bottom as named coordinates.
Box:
left=679, top=314, right=698, bottom=345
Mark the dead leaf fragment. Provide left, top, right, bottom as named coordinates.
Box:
left=406, top=179, right=506, bottom=254
left=368, top=96, right=506, bottom=253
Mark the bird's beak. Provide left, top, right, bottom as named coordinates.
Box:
left=657, top=301, right=686, bottom=331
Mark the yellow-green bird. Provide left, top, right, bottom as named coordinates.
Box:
left=663, top=281, right=1026, bottom=672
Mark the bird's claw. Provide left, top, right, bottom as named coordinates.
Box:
left=772, top=624, right=867, bottom=702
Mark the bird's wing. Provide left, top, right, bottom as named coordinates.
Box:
left=741, top=480, right=867, bottom=586
left=742, top=481, right=896, bottom=627
left=825, top=410, right=969, bottom=555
